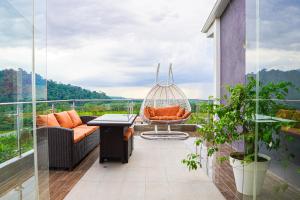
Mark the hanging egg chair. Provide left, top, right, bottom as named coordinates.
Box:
left=140, top=63, right=191, bottom=140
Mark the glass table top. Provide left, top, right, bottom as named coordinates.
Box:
left=94, top=114, right=135, bottom=122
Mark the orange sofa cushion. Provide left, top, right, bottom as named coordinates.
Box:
left=67, top=110, right=83, bottom=127
left=75, top=124, right=99, bottom=136
left=176, top=108, right=185, bottom=117
left=73, top=128, right=87, bottom=143
left=37, top=113, right=61, bottom=127
left=154, top=105, right=180, bottom=116
left=54, top=111, right=75, bottom=129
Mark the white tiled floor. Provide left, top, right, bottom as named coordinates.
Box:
left=64, top=137, right=225, bottom=200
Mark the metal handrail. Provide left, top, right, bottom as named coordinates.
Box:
left=0, top=98, right=144, bottom=106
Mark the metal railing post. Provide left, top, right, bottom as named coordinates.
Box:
left=130, top=101, right=133, bottom=114
left=71, top=100, right=75, bottom=110
left=51, top=103, right=55, bottom=113
left=127, top=100, right=130, bottom=114
left=16, top=105, right=22, bottom=157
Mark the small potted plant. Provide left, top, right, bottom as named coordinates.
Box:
left=183, top=77, right=294, bottom=195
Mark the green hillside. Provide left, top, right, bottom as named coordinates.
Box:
left=0, top=69, right=110, bottom=102
left=47, top=80, right=109, bottom=100
left=248, top=69, right=300, bottom=108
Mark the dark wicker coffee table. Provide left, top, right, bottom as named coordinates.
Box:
left=87, top=114, right=137, bottom=163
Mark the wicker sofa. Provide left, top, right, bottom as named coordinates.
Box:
left=37, top=110, right=100, bottom=170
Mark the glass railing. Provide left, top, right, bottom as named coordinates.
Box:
left=0, top=98, right=209, bottom=165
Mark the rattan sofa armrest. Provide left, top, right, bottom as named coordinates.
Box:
left=46, top=126, right=74, bottom=142
left=80, top=116, right=97, bottom=124
left=38, top=127, right=74, bottom=169
left=48, top=126, right=73, bottom=132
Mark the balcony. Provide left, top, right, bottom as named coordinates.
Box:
left=1, top=0, right=300, bottom=199
left=0, top=99, right=300, bottom=200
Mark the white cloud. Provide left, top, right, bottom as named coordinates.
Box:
left=1, top=0, right=216, bottom=99
left=45, top=0, right=216, bottom=98
left=246, top=48, right=300, bottom=73
left=93, top=82, right=214, bottom=99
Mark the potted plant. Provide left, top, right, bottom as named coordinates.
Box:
left=183, top=77, right=294, bottom=195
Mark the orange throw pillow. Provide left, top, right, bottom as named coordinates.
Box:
left=182, top=111, right=191, bottom=119
left=67, top=110, right=83, bottom=127
left=155, top=105, right=180, bottom=116
left=176, top=108, right=185, bottom=117
left=37, top=113, right=61, bottom=127
left=144, top=107, right=151, bottom=119
left=54, top=111, right=75, bottom=129
left=148, top=107, right=156, bottom=117
left=166, top=105, right=180, bottom=116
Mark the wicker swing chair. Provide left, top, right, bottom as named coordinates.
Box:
left=140, top=63, right=191, bottom=140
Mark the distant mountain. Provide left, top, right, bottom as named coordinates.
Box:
left=0, top=69, right=110, bottom=103
left=47, top=80, right=109, bottom=100
left=248, top=69, right=300, bottom=108
left=109, top=96, right=127, bottom=99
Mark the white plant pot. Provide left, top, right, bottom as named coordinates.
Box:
left=229, top=153, right=271, bottom=196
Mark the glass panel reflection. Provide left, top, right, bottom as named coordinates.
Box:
left=247, top=0, right=300, bottom=199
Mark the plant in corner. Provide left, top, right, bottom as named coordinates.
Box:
left=183, top=76, right=295, bottom=195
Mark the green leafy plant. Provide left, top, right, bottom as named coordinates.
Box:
left=183, top=76, right=294, bottom=170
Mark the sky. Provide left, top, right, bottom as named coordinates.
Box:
left=45, top=0, right=216, bottom=99
left=1, top=0, right=299, bottom=99
left=246, top=0, right=300, bottom=73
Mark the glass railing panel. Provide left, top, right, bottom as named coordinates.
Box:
left=0, top=0, right=36, bottom=197
left=0, top=0, right=49, bottom=198
left=245, top=0, right=300, bottom=199
left=0, top=104, right=19, bottom=164
left=20, top=103, right=33, bottom=155
left=74, top=99, right=139, bottom=116
left=34, top=0, right=49, bottom=197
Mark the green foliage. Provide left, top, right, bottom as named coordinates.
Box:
left=182, top=153, right=199, bottom=171
left=0, top=68, right=110, bottom=103
left=183, top=77, right=294, bottom=170
left=0, top=130, right=33, bottom=163
left=47, top=80, right=110, bottom=100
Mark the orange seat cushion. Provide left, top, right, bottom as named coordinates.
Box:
left=158, top=116, right=180, bottom=120
left=124, top=127, right=133, bottom=141
left=73, top=128, right=87, bottom=143
left=75, top=124, right=99, bottom=136
left=37, top=113, right=61, bottom=127
left=67, top=110, right=83, bottom=127
left=176, top=108, right=185, bottom=117
left=149, top=116, right=160, bottom=120
left=181, top=111, right=191, bottom=119
left=54, top=111, right=75, bottom=129
left=154, top=105, right=180, bottom=116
